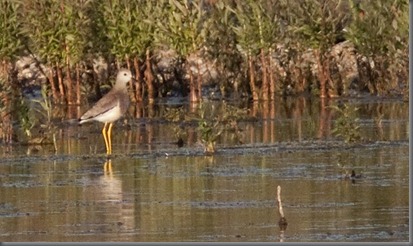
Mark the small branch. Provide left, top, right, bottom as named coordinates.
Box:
left=277, top=185, right=288, bottom=231
left=75, top=64, right=81, bottom=105
left=277, top=185, right=285, bottom=217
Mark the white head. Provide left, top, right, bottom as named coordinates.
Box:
left=115, top=68, right=133, bottom=88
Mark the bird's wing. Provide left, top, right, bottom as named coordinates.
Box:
left=79, top=91, right=119, bottom=122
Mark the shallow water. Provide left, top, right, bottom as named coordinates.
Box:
left=0, top=97, right=409, bottom=242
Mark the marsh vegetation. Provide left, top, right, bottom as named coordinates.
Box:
left=0, top=0, right=408, bottom=147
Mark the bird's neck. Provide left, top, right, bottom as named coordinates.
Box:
left=113, top=82, right=127, bottom=90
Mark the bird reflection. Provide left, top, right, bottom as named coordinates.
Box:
left=98, top=158, right=135, bottom=232
left=103, top=158, right=113, bottom=177
left=100, top=158, right=122, bottom=202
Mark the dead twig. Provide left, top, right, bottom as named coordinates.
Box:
left=277, top=185, right=288, bottom=231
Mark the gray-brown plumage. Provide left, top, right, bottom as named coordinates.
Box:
left=79, top=68, right=133, bottom=155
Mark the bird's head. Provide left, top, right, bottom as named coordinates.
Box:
left=116, top=68, right=133, bottom=85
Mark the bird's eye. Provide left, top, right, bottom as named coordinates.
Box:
left=124, top=73, right=127, bottom=76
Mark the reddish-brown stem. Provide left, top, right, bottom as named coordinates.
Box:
left=133, top=57, right=142, bottom=102
left=56, top=64, right=66, bottom=103
left=76, top=64, right=81, bottom=105
left=144, top=50, right=155, bottom=104
left=248, top=55, right=258, bottom=101
left=315, top=50, right=327, bottom=98
left=268, top=52, right=276, bottom=100
left=260, top=49, right=269, bottom=101
left=196, top=62, right=202, bottom=101
left=47, top=69, right=59, bottom=102
left=189, top=70, right=197, bottom=102
left=65, top=63, right=73, bottom=104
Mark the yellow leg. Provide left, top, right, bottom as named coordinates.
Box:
left=102, top=122, right=110, bottom=155
left=107, top=122, right=114, bottom=155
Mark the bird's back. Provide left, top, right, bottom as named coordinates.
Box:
left=79, top=88, right=129, bottom=124
left=79, top=68, right=132, bottom=124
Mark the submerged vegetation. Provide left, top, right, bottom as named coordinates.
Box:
left=0, top=0, right=408, bottom=147
left=330, top=104, right=361, bottom=143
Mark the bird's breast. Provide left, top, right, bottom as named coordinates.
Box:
left=119, top=95, right=130, bottom=115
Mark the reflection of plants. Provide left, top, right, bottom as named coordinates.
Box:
left=374, top=111, right=384, bottom=141
left=330, top=103, right=361, bottom=143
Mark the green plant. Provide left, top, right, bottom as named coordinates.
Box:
left=330, top=103, right=361, bottom=143
left=197, top=106, right=223, bottom=154
left=163, top=106, right=187, bottom=142
left=0, top=0, right=23, bottom=71
left=22, top=0, right=91, bottom=104
left=98, top=1, right=138, bottom=62
left=0, top=0, right=408, bottom=106
left=155, top=0, right=209, bottom=102
left=345, top=0, right=408, bottom=96
left=286, top=0, right=351, bottom=98
left=195, top=102, right=248, bottom=154
left=15, top=97, right=35, bottom=140
left=163, top=101, right=248, bottom=152
left=0, top=70, right=35, bottom=144
left=231, top=0, right=282, bottom=101
left=96, top=1, right=159, bottom=102
left=156, top=0, right=206, bottom=61
left=203, top=1, right=242, bottom=98
left=0, top=78, right=14, bottom=144
left=33, top=85, right=53, bottom=127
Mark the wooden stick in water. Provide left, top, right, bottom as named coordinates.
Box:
left=277, top=185, right=288, bottom=231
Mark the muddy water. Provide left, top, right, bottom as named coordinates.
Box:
left=0, top=98, right=409, bottom=242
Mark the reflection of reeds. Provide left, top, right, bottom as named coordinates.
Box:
left=374, top=111, right=384, bottom=141
left=142, top=98, right=407, bottom=150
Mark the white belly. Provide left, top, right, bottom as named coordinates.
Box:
left=94, top=104, right=123, bottom=123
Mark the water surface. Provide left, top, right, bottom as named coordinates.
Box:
left=0, top=97, right=409, bottom=242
